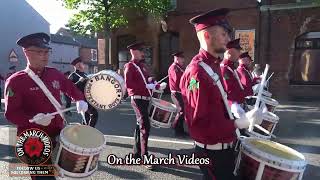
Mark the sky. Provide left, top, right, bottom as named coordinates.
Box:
left=26, top=0, right=74, bottom=33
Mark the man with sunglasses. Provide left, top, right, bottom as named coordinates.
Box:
left=4, top=32, right=88, bottom=180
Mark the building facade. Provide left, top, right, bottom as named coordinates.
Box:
left=0, top=0, right=50, bottom=81
left=98, top=0, right=320, bottom=100
left=51, top=29, right=98, bottom=74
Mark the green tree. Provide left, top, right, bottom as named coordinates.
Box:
left=60, top=0, right=171, bottom=66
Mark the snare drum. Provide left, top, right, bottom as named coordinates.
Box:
left=253, top=84, right=272, bottom=97
left=244, top=111, right=279, bottom=139
left=55, top=125, right=106, bottom=177
left=236, top=138, right=306, bottom=180
left=245, top=96, right=279, bottom=113
left=84, top=70, right=126, bottom=110
left=149, top=98, right=177, bottom=128
left=261, top=96, right=279, bottom=113
left=151, top=89, right=164, bottom=99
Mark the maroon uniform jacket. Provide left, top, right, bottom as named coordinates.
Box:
left=168, top=62, right=184, bottom=92
left=237, top=64, right=260, bottom=97
left=4, top=66, right=85, bottom=137
left=220, top=59, right=245, bottom=104
left=180, top=49, right=236, bottom=145
left=124, top=59, right=153, bottom=97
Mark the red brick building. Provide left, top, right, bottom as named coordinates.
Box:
left=98, top=0, right=320, bottom=100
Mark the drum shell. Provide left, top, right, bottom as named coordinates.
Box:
left=239, top=152, right=301, bottom=180
left=238, top=138, right=306, bottom=180
left=55, top=125, right=106, bottom=178
left=260, top=112, right=279, bottom=133
left=148, top=98, right=177, bottom=128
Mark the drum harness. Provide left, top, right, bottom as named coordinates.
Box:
left=170, top=63, right=185, bottom=94
left=198, top=61, right=242, bottom=152
left=130, top=62, right=153, bottom=125
left=25, top=67, right=67, bottom=124
left=199, top=61, right=234, bottom=120
left=220, top=63, right=244, bottom=90
left=131, top=62, right=153, bottom=97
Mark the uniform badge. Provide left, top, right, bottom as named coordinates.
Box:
left=52, top=80, right=60, bottom=90
left=6, top=87, right=14, bottom=97
left=224, top=73, right=230, bottom=80
left=188, top=77, right=199, bottom=91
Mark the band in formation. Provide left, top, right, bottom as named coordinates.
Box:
left=3, top=8, right=306, bottom=180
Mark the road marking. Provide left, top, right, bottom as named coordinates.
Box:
left=105, top=135, right=194, bottom=146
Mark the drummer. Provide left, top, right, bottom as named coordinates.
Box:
left=4, top=32, right=88, bottom=180
left=220, top=38, right=246, bottom=118
left=236, top=52, right=261, bottom=97
left=124, top=41, right=166, bottom=170
left=179, top=9, right=259, bottom=179
left=67, top=57, right=99, bottom=127
left=168, top=51, right=187, bottom=137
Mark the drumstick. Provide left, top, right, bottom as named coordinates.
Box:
left=249, top=64, right=269, bottom=132
left=254, top=124, right=276, bottom=138
left=265, top=72, right=274, bottom=84
left=254, top=64, right=269, bottom=109
left=29, top=107, right=77, bottom=123
left=158, top=75, right=169, bottom=83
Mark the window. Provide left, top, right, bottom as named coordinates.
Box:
left=170, top=0, right=177, bottom=11
left=91, top=49, right=97, bottom=61
left=290, top=32, right=320, bottom=85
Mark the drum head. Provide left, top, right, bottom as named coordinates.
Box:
left=151, top=98, right=176, bottom=112
left=84, top=70, right=125, bottom=110
left=242, top=138, right=306, bottom=169
left=62, top=125, right=105, bottom=149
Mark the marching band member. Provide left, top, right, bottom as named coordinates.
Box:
left=168, top=51, right=187, bottom=137
left=180, top=9, right=260, bottom=179
left=237, top=52, right=261, bottom=97
left=124, top=42, right=166, bottom=170
left=220, top=38, right=246, bottom=118
left=4, top=32, right=88, bottom=180
left=67, top=57, right=99, bottom=127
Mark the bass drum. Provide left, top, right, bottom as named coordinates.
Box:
left=84, top=70, right=126, bottom=110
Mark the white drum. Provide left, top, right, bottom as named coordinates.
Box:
left=245, top=96, right=279, bottom=113
left=261, top=96, right=279, bottom=113
left=84, top=70, right=126, bottom=110
left=148, top=98, right=177, bottom=128
left=253, top=84, right=272, bottom=97
left=235, top=137, right=306, bottom=180
left=55, top=125, right=106, bottom=177
left=245, top=112, right=279, bottom=139
left=151, top=89, right=164, bottom=99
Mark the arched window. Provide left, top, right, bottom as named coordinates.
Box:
left=290, top=32, right=320, bottom=85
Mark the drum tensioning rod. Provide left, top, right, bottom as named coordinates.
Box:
left=29, top=106, right=77, bottom=123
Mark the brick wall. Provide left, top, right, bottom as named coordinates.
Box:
left=261, top=7, right=320, bottom=99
